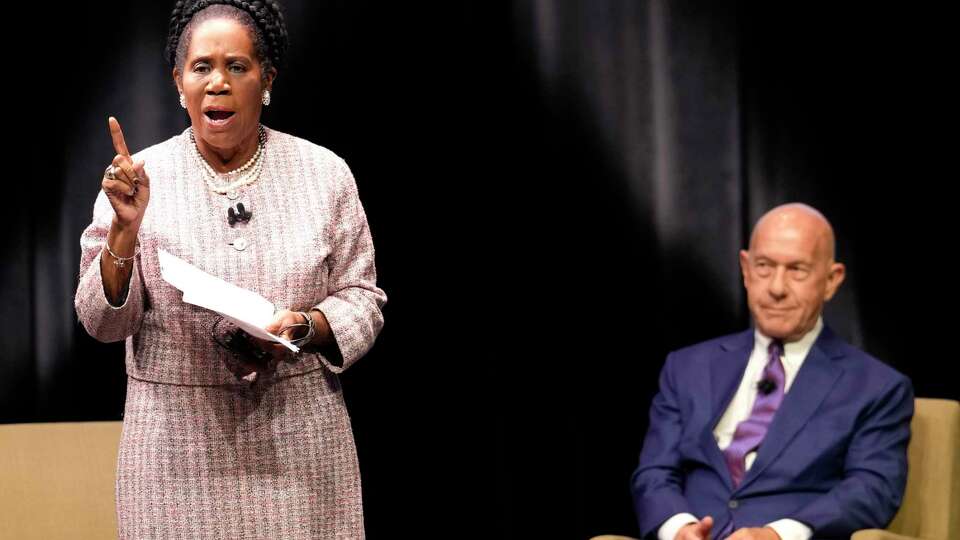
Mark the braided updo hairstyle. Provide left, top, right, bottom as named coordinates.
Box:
left=165, top=0, right=289, bottom=79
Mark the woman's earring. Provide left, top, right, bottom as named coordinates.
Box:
left=179, top=94, right=187, bottom=109
left=262, top=90, right=271, bottom=106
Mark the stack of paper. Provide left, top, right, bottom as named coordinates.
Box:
left=157, top=248, right=299, bottom=352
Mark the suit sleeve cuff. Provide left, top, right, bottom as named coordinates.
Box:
left=658, top=513, right=698, bottom=540
left=766, top=519, right=812, bottom=540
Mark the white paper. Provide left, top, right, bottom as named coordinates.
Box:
left=157, top=248, right=299, bottom=352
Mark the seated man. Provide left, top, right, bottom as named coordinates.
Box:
left=632, top=203, right=913, bottom=540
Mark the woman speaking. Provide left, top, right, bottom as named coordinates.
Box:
left=74, top=1, right=385, bottom=537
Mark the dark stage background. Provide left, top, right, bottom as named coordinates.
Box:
left=3, top=1, right=954, bottom=538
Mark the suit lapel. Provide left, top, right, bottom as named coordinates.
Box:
left=736, top=326, right=845, bottom=492
left=699, top=330, right=754, bottom=491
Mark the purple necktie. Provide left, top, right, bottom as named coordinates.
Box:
left=722, top=339, right=785, bottom=488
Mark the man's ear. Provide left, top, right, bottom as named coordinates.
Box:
left=739, top=249, right=751, bottom=287
left=824, top=262, right=846, bottom=301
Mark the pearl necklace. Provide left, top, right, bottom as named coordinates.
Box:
left=189, top=126, right=267, bottom=195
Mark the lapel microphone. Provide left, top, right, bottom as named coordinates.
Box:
left=227, top=202, right=252, bottom=226
left=757, top=378, right=777, bottom=396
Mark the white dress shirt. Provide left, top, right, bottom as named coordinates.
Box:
left=657, top=319, right=823, bottom=540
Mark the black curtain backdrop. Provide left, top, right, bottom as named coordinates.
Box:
left=2, top=2, right=953, bottom=538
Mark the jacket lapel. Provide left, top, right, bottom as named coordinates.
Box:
left=736, top=326, right=845, bottom=492
left=699, top=329, right=754, bottom=491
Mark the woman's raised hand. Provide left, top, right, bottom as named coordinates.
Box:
left=102, top=117, right=150, bottom=230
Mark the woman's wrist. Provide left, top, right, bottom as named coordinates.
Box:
left=100, top=219, right=140, bottom=306
left=307, top=308, right=334, bottom=348
left=107, top=218, right=140, bottom=257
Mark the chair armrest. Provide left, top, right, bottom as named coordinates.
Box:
left=851, top=530, right=921, bottom=540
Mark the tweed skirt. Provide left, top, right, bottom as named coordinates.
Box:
left=116, top=368, right=364, bottom=539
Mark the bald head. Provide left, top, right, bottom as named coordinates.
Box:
left=749, top=203, right=837, bottom=263
left=740, top=203, right=845, bottom=342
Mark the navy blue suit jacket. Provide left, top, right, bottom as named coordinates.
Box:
left=631, top=326, right=913, bottom=539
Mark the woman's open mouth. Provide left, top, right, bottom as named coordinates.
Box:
left=206, top=110, right=235, bottom=120
left=204, top=110, right=236, bottom=127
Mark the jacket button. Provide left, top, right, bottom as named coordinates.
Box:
left=728, top=500, right=739, bottom=509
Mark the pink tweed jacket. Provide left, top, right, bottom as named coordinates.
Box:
left=75, top=126, right=386, bottom=385
left=75, top=127, right=384, bottom=538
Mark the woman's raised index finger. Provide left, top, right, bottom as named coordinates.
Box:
left=108, top=116, right=130, bottom=157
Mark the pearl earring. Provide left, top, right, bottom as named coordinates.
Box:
left=262, top=90, right=271, bottom=106
left=179, top=94, right=186, bottom=109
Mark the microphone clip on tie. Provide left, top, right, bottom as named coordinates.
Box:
left=757, top=378, right=777, bottom=396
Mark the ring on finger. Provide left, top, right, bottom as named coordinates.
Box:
left=104, top=165, right=117, bottom=180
